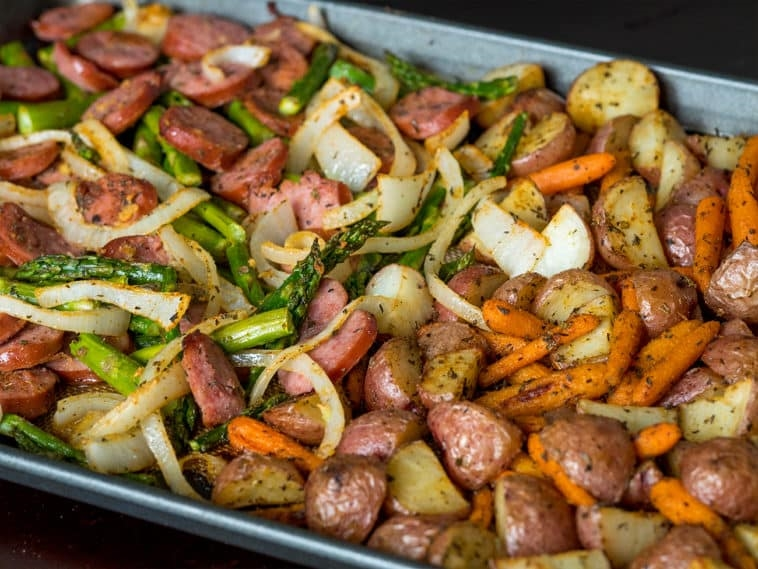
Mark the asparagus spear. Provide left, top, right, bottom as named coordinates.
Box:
left=328, top=59, right=375, bottom=93
left=439, top=249, right=476, bottom=282
left=395, top=184, right=447, bottom=270
left=211, top=196, right=247, bottom=223
left=69, top=333, right=142, bottom=395
left=386, top=51, right=517, bottom=100
left=14, top=255, right=178, bottom=292
left=226, top=241, right=264, bottom=306
left=0, top=413, right=85, bottom=464
left=224, top=99, right=276, bottom=146
left=211, top=307, right=294, bottom=352
left=0, top=41, right=36, bottom=67
left=160, top=90, right=193, bottom=108
left=17, top=98, right=94, bottom=134
left=490, top=111, right=528, bottom=177
left=133, top=120, right=163, bottom=166
left=171, top=216, right=230, bottom=262
left=71, top=131, right=101, bottom=164
left=192, top=201, right=247, bottom=245
left=279, top=42, right=339, bottom=116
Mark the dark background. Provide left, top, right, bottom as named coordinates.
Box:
left=2, top=1, right=757, bottom=569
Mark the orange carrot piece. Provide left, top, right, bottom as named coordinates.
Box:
left=599, top=149, right=634, bottom=195
left=480, top=331, right=528, bottom=358
left=508, top=361, right=552, bottom=385
left=528, top=152, right=616, bottom=195
left=693, top=195, right=727, bottom=293
left=618, top=277, right=640, bottom=312
left=469, top=486, right=494, bottom=529
left=630, top=320, right=720, bottom=406
left=227, top=416, right=324, bottom=472
left=604, top=310, right=646, bottom=387
left=633, top=422, right=682, bottom=459
left=527, top=433, right=596, bottom=506
left=727, top=134, right=758, bottom=246
left=482, top=298, right=547, bottom=339
left=507, top=452, right=545, bottom=478
left=479, top=313, right=601, bottom=387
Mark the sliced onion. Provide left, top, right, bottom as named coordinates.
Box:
left=287, top=85, right=362, bottom=173
left=52, top=391, right=125, bottom=441
left=121, top=2, right=172, bottom=44
left=158, top=226, right=220, bottom=319
left=0, top=181, right=51, bottom=223
left=424, top=176, right=507, bottom=330
left=36, top=280, right=190, bottom=330
left=228, top=349, right=279, bottom=368
left=0, top=294, right=130, bottom=334
left=357, top=225, right=440, bottom=255
left=248, top=200, right=298, bottom=288
left=363, top=264, right=434, bottom=337
left=141, top=412, right=202, bottom=499
left=121, top=0, right=139, bottom=31
left=87, top=362, right=189, bottom=439
left=123, top=147, right=186, bottom=200
left=0, top=129, right=71, bottom=151
left=219, top=277, right=252, bottom=312
left=315, top=123, right=381, bottom=192
left=48, top=181, right=209, bottom=249
left=80, top=426, right=155, bottom=474
left=260, top=231, right=323, bottom=267
left=322, top=189, right=378, bottom=230
left=201, top=44, right=270, bottom=83
left=435, top=146, right=466, bottom=208
left=375, top=168, right=436, bottom=233
left=280, top=353, right=345, bottom=459
left=74, top=119, right=130, bottom=174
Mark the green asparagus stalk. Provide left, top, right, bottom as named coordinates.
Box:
left=17, top=97, right=94, bottom=134
left=14, top=255, right=178, bottom=291
left=386, top=51, right=517, bottom=100
left=210, top=196, right=247, bottom=223
left=490, top=111, right=528, bottom=177
left=226, top=241, right=264, bottom=306
left=279, top=42, right=339, bottom=116
left=0, top=413, right=86, bottom=464
left=69, top=333, right=142, bottom=395
left=439, top=249, right=476, bottom=282
left=0, top=41, right=36, bottom=67
left=130, top=342, right=166, bottom=364
left=133, top=120, right=163, bottom=166
left=171, top=216, right=230, bottom=261
left=328, top=59, right=375, bottom=93
left=211, top=307, right=294, bottom=352
left=224, top=99, right=276, bottom=146
left=395, top=184, right=447, bottom=270
left=192, top=201, right=247, bottom=245
left=160, top=90, right=193, bottom=108
left=163, top=395, right=199, bottom=455
left=71, top=131, right=101, bottom=165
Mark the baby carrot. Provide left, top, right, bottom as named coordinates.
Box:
left=482, top=298, right=547, bottom=339
left=604, top=309, right=646, bottom=387
left=727, top=134, right=758, bottom=246
left=693, top=195, right=726, bottom=293
left=633, top=422, right=682, bottom=459
left=527, top=433, right=596, bottom=507
left=528, top=152, right=616, bottom=195
left=469, top=486, right=494, bottom=529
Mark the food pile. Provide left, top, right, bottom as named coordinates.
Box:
left=0, top=2, right=756, bottom=568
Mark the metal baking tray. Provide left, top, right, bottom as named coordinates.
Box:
left=1, top=1, right=758, bottom=568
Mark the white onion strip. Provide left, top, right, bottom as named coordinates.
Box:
left=141, top=412, right=202, bottom=500
left=48, top=182, right=209, bottom=250
left=36, top=280, right=191, bottom=330
left=315, top=123, right=381, bottom=192
left=248, top=200, right=298, bottom=288
left=159, top=226, right=220, bottom=319
left=218, top=277, right=252, bottom=312
left=322, top=189, right=378, bottom=230
left=0, top=181, right=51, bottom=223
left=0, top=294, right=130, bottom=334
left=0, top=129, right=71, bottom=151
left=60, top=148, right=107, bottom=181
left=280, top=353, right=345, bottom=459
left=74, top=120, right=130, bottom=175
left=201, top=44, right=270, bottom=83
left=424, top=176, right=507, bottom=330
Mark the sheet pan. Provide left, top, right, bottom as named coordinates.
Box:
left=1, top=1, right=758, bottom=568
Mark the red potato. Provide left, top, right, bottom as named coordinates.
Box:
left=629, top=525, right=721, bottom=569
left=624, top=269, right=698, bottom=337
left=587, top=114, right=640, bottom=154
left=492, top=272, right=547, bottom=310
left=627, top=109, right=687, bottom=187
left=416, top=321, right=489, bottom=361
left=368, top=516, right=445, bottom=562
left=509, top=112, right=577, bottom=177
left=261, top=394, right=326, bottom=446
left=654, top=140, right=701, bottom=211
left=655, top=203, right=697, bottom=267
left=363, top=336, right=423, bottom=412
left=510, top=87, right=566, bottom=121
left=434, top=264, right=508, bottom=322
left=336, top=408, right=427, bottom=461
left=704, top=241, right=758, bottom=324
left=475, top=62, right=546, bottom=128
left=426, top=521, right=499, bottom=569
left=686, top=133, right=747, bottom=171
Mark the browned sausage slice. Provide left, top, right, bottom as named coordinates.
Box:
left=45, top=352, right=102, bottom=385
left=258, top=42, right=308, bottom=92
left=83, top=70, right=163, bottom=135
left=278, top=171, right=353, bottom=235
left=0, top=66, right=61, bottom=102
left=0, top=315, right=26, bottom=346
left=159, top=105, right=248, bottom=171
left=278, top=309, right=378, bottom=396
left=427, top=400, right=522, bottom=490
left=76, top=173, right=159, bottom=226
left=305, top=454, right=387, bottom=543
left=0, top=202, right=83, bottom=265
left=52, top=42, right=118, bottom=93
left=251, top=16, right=316, bottom=56
left=0, top=324, right=65, bottom=372
left=31, top=3, right=115, bottom=42
left=298, top=278, right=348, bottom=340
left=0, top=141, right=61, bottom=181
left=161, top=13, right=250, bottom=62
left=101, top=235, right=170, bottom=265
left=181, top=331, right=245, bottom=427
left=166, top=61, right=258, bottom=109
left=390, top=86, right=480, bottom=140
left=0, top=367, right=58, bottom=419
left=210, top=137, right=288, bottom=208
left=242, top=88, right=302, bottom=138
left=75, top=31, right=160, bottom=79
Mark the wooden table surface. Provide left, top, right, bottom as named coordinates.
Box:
left=2, top=1, right=756, bottom=568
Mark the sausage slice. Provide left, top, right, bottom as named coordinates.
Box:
left=76, top=30, right=160, bottom=78
left=0, top=202, right=83, bottom=265
left=390, top=86, right=480, bottom=140
left=32, top=3, right=115, bottom=42
left=0, top=66, right=61, bottom=102
left=83, top=70, right=163, bottom=135
left=76, top=173, right=159, bottom=226
left=0, top=141, right=61, bottom=181
left=166, top=61, right=258, bottom=109
left=0, top=367, right=58, bottom=419
left=52, top=41, right=118, bottom=93
left=161, top=13, right=250, bottom=61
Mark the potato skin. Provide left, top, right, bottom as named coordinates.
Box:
left=625, top=269, right=698, bottom=337
left=705, top=241, right=758, bottom=324
left=586, top=114, right=639, bottom=153
left=363, top=337, right=423, bottom=412
left=629, top=525, right=720, bottom=569
left=492, top=272, right=547, bottom=310
left=336, top=408, right=427, bottom=461
left=261, top=394, right=325, bottom=446
left=367, top=515, right=445, bottom=561
left=510, top=112, right=576, bottom=177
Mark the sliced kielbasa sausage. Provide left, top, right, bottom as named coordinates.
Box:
left=181, top=331, right=245, bottom=427
left=427, top=400, right=522, bottom=490
left=210, top=137, right=288, bottom=208
left=305, top=454, right=387, bottom=543
left=76, top=173, right=159, bottom=226
left=45, top=352, right=102, bottom=385
left=367, top=515, right=445, bottom=562
left=161, top=13, right=250, bottom=61
left=101, top=234, right=170, bottom=265
left=52, top=41, right=118, bottom=93
left=0, top=141, right=61, bottom=181
left=390, top=86, right=480, bottom=140
left=159, top=105, right=248, bottom=171
left=336, top=408, right=427, bottom=461
left=298, top=278, right=348, bottom=340
left=83, top=70, right=163, bottom=135
left=679, top=436, right=758, bottom=521
left=0, top=324, right=65, bottom=372
left=0, top=315, right=26, bottom=346
left=257, top=42, right=308, bottom=92
left=0, top=367, right=58, bottom=419
left=242, top=88, right=303, bottom=138
left=76, top=30, right=160, bottom=79
left=0, top=66, right=61, bottom=102
left=0, top=202, right=83, bottom=265
left=32, top=3, right=115, bottom=42
left=629, top=525, right=721, bottom=569
left=277, top=170, right=353, bottom=235
left=501, top=473, right=579, bottom=556
left=251, top=16, right=316, bottom=56
left=166, top=61, right=258, bottom=109
left=537, top=413, right=635, bottom=504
